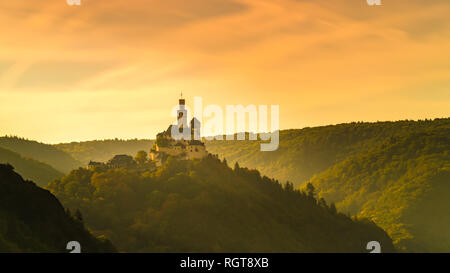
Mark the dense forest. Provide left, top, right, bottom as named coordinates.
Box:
left=308, top=128, right=450, bottom=252
left=0, top=146, right=64, bottom=187
left=55, top=139, right=154, bottom=164
left=47, top=154, right=395, bottom=253
left=0, top=136, right=81, bottom=173
left=205, top=118, right=450, bottom=252
left=2, top=119, right=447, bottom=252
left=206, top=119, right=450, bottom=187
left=0, top=164, right=115, bottom=252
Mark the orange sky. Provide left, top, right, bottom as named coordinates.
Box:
left=0, top=0, right=449, bottom=143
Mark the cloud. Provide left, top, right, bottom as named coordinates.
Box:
left=0, top=0, right=449, bottom=142
left=0, top=61, right=13, bottom=78
left=15, top=60, right=119, bottom=89
left=2, top=0, right=450, bottom=93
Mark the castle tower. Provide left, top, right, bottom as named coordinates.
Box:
left=150, top=95, right=208, bottom=165
left=190, top=117, right=201, bottom=140
left=177, top=94, right=188, bottom=130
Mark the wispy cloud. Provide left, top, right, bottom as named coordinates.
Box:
left=0, top=0, right=449, bottom=142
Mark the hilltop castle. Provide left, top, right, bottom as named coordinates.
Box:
left=150, top=96, right=207, bottom=166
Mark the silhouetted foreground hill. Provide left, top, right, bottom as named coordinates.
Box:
left=48, top=155, right=395, bottom=253
left=0, top=164, right=116, bottom=253
left=0, top=136, right=81, bottom=173
left=0, top=146, right=64, bottom=187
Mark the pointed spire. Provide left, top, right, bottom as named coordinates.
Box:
left=179, top=92, right=185, bottom=106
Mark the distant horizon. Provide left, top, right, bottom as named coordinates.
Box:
left=2, top=116, right=448, bottom=145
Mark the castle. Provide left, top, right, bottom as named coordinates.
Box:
left=150, top=96, right=208, bottom=166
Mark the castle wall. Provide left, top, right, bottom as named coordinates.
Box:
left=158, top=146, right=185, bottom=156
left=186, top=145, right=207, bottom=160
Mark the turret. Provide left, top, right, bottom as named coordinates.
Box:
left=190, top=117, right=201, bottom=140
left=177, top=95, right=188, bottom=130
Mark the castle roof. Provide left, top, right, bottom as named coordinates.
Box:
left=88, top=161, right=103, bottom=166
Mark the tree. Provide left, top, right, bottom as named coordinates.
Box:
left=305, top=182, right=316, bottom=199
left=222, top=158, right=228, bottom=166
left=135, top=151, right=148, bottom=165
left=318, top=197, right=327, bottom=208
left=284, top=181, right=294, bottom=192
left=329, top=203, right=337, bottom=215
left=74, top=209, right=84, bottom=223
left=108, top=155, right=136, bottom=168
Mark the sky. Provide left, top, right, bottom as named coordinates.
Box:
left=0, top=0, right=449, bottom=144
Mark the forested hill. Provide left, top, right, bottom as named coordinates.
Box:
left=55, top=139, right=154, bottom=164
left=0, top=146, right=64, bottom=187
left=0, top=164, right=116, bottom=252
left=308, top=128, right=450, bottom=252
left=47, top=155, right=395, bottom=253
left=205, top=118, right=449, bottom=187
left=0, top=136, right=81, bottom=173
left=206, top=118, right=450, bottom=252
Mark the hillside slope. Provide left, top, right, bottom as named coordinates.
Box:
left=47, top=155, right=395, bottom=253
left=0, top=164, right=116, bottom=253
left=205, top=119, right=449, bottom=187
left=55, top=139, right=154, bottom=164
left=308, top=130, right=450, bottom=252
left=0, top=136, right=81, bottom=173
left=0, top=146, right=64, bottom=187
left=206, top=118, right=450, bottom=252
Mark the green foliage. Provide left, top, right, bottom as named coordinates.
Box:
left=308, top=126, right=450, bottom=252
left=0, top=146, right=64, bottom=187
left=155, top=136, right=169, bottom=147
left=135, top=150, right=148, bottom=165
left=206, top=118, right=450, bottom=252
left=0, top=164, right=116, bottom=253
left=305, top=182, right=316, bottom=199
left=55, top=138, right=154, bottom=164
left=48, top=155, right=395, bottom=253
left=206, top=119, right=449, bottom=187
left=0, top=136, right=81, bottom=173
left=107, top=154, right=136, bottom=168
